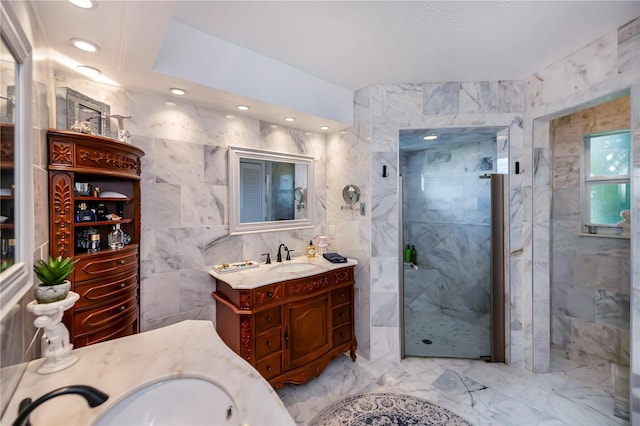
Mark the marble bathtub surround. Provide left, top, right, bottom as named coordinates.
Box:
left=1, top=321, right=294, bottom=426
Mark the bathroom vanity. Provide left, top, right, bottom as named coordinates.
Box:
left=210, top=257, right=357, bottom=388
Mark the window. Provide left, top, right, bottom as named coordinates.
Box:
left=582, top=130, right=631, bottom=232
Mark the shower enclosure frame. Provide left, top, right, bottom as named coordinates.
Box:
left=398, top=128, right=510, bottom=362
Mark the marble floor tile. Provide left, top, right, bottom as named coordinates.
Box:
left=276, top=352, right=628, bottom=426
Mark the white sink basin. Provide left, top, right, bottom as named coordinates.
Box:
left=270, top=262, right=319, bottom=273
left=94, top=378, right=236, bottom=426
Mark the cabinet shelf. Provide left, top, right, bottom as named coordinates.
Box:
left=0, top=195, right=15, bottom=200
left=74, top=219, right=133, bottom=228
left=75, top=196, right=132, bottom=202
left=0, top=223, right=15, bottom=229
left=74, top=243, right=139, bottom=260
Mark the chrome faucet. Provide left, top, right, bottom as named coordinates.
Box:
left=276, top=244, right=288, bottom=262
left=13, top=385, right=108, bottom=426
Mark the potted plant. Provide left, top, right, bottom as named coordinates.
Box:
left=33, top=256, right=78, bottom=304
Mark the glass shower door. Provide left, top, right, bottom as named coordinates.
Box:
left=400, top=130, right=503, bottom=360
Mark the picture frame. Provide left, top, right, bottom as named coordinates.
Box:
left=56, top=87, right=110, bottom=137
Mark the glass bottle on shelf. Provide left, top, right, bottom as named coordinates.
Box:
left=87, top=230, right=100, bottom=253
left=108, top=224, right=124, bottom=249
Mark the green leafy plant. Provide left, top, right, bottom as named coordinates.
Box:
left=0, top=260, right=14, bottom=273
left=33, top=256, right=78, bottom=286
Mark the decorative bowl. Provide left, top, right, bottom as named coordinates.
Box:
left=0, top=216, right=7, bottom=223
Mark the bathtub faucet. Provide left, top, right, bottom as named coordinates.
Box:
left=13, top=385, right=108, bottom=426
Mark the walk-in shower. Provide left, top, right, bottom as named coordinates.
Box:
left=399, top=127, right=507, bottom=360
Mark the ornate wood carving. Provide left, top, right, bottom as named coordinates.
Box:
left=51, top=174, right=73, bottom=258
left=51, top=141, right=73, bottom=165
left=78, top=148, right=139, bottom=173
left=240, top=316, right=252, bottom=362
left=239, top=293, right=252, bottom=310
left=254, top=285, right=282, bottom=307
left=287, top=275, right=331, bottom=297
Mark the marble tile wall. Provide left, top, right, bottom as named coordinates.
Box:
left=401, top=140, right=495, bottom=321
left=550, top=97, right=630, bottom=369
left=48, top=75, right=329, bottom=332
left=355, top=81, right=525, bottom=363
left=527, top=16, right=639, bottom=421
left=326, top=86, right=372, bottom=359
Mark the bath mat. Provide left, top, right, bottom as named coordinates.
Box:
left=308, top=392, right=474, bottom=426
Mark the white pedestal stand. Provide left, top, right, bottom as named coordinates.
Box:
left=27, top=291, right=80, bottom=374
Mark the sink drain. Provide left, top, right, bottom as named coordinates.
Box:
left=226, top=406, right=234, bottom=421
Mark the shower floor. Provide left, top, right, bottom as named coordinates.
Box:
left=403, top=300, right=491, bottom=359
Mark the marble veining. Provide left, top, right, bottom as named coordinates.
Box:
left=209, top=256, right=358, bottom=290
left=277, top=350, right=626, bottom=426
left=2, top=321, right=294, bottom=426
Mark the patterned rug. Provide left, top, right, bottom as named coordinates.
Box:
left=308, top=392, right=474, bottom=426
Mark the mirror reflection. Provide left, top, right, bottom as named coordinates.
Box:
left=229, top=146, right=314, bottom=235
left=239, top=158, right=308, bottom=223
left=0, top=36, right=16, bottom=270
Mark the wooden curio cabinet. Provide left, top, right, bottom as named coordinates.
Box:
left=0, top=124, right=15, bottom=267
left=48, top=129, right=144, bottom=348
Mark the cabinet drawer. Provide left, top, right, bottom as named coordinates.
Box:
left=74, top=293, right=138, bottom=334
left=255, top=307, right=281, bottom=334
left=255, top=352, right=282, bottom=380
left=74, top=312, right=138, bottom=348
left=332, top=305, right=351, bottom=327
left=253, top=283, right=282, bottom=308
left=255, top=329, right=282, bottom=360
left=332, top=287, right=351, bottom=306
left=75, top=248, right=138, bottom=282
left=332, top=267, right=353, bottom=285
left=333, top=324, right=352, bottom=347
left=75, top=270, right=138, bottom=309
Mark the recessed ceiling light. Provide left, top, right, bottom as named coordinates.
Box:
left=225, top=114, right=235, bottom=119
left=284, top=117, right=295, bottom=122
left=340, top=130, right=347, bottom=135
left=236, top=105, right=250, bottom=111
left=423, top=135, right=438, bottom=140
left=68, top=0, right=94, bottom=8
left=76, top=65, right=102, bottom=76
left=320, top=126, right=329, bottom=130
left=270, top=124, right=279, bottom=128
left=71, top=38, right=98, bottom=52
left=169, top=88, right=186, bottom=96
left=165, top=101, right=176, bottom=107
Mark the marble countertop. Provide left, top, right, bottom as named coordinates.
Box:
left=1, top=320, right=294, bottom=426
left=209, top=255, right=358, bottom=289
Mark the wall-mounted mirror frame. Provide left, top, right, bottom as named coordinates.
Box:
left=0, top=2, right=33, bottom=301
left=228, top=145, right=314, bottom=235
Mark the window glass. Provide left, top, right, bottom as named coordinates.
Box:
left=588, top=182, right=630, bottom=225
left=587, top=132, right=630, bottom=177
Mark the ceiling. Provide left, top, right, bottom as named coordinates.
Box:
left=26, top=1, right=640, bottom=132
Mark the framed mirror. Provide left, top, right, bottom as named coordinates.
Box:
left=228, top=146, right=314, bottom=235
left=55, top=87, right=110, bottom=137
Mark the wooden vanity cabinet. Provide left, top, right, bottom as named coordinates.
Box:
left=212, top=266, right=357, bottom=388
left=47, top=129, right=144, bottom=348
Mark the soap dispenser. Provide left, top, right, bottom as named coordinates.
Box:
left=306, top=240, right=316, bottom=258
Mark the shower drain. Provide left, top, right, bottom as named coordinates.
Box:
left=421, top=339, right=433, bottom=344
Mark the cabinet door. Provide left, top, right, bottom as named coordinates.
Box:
left=284, top=293, right=331, bottom=370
